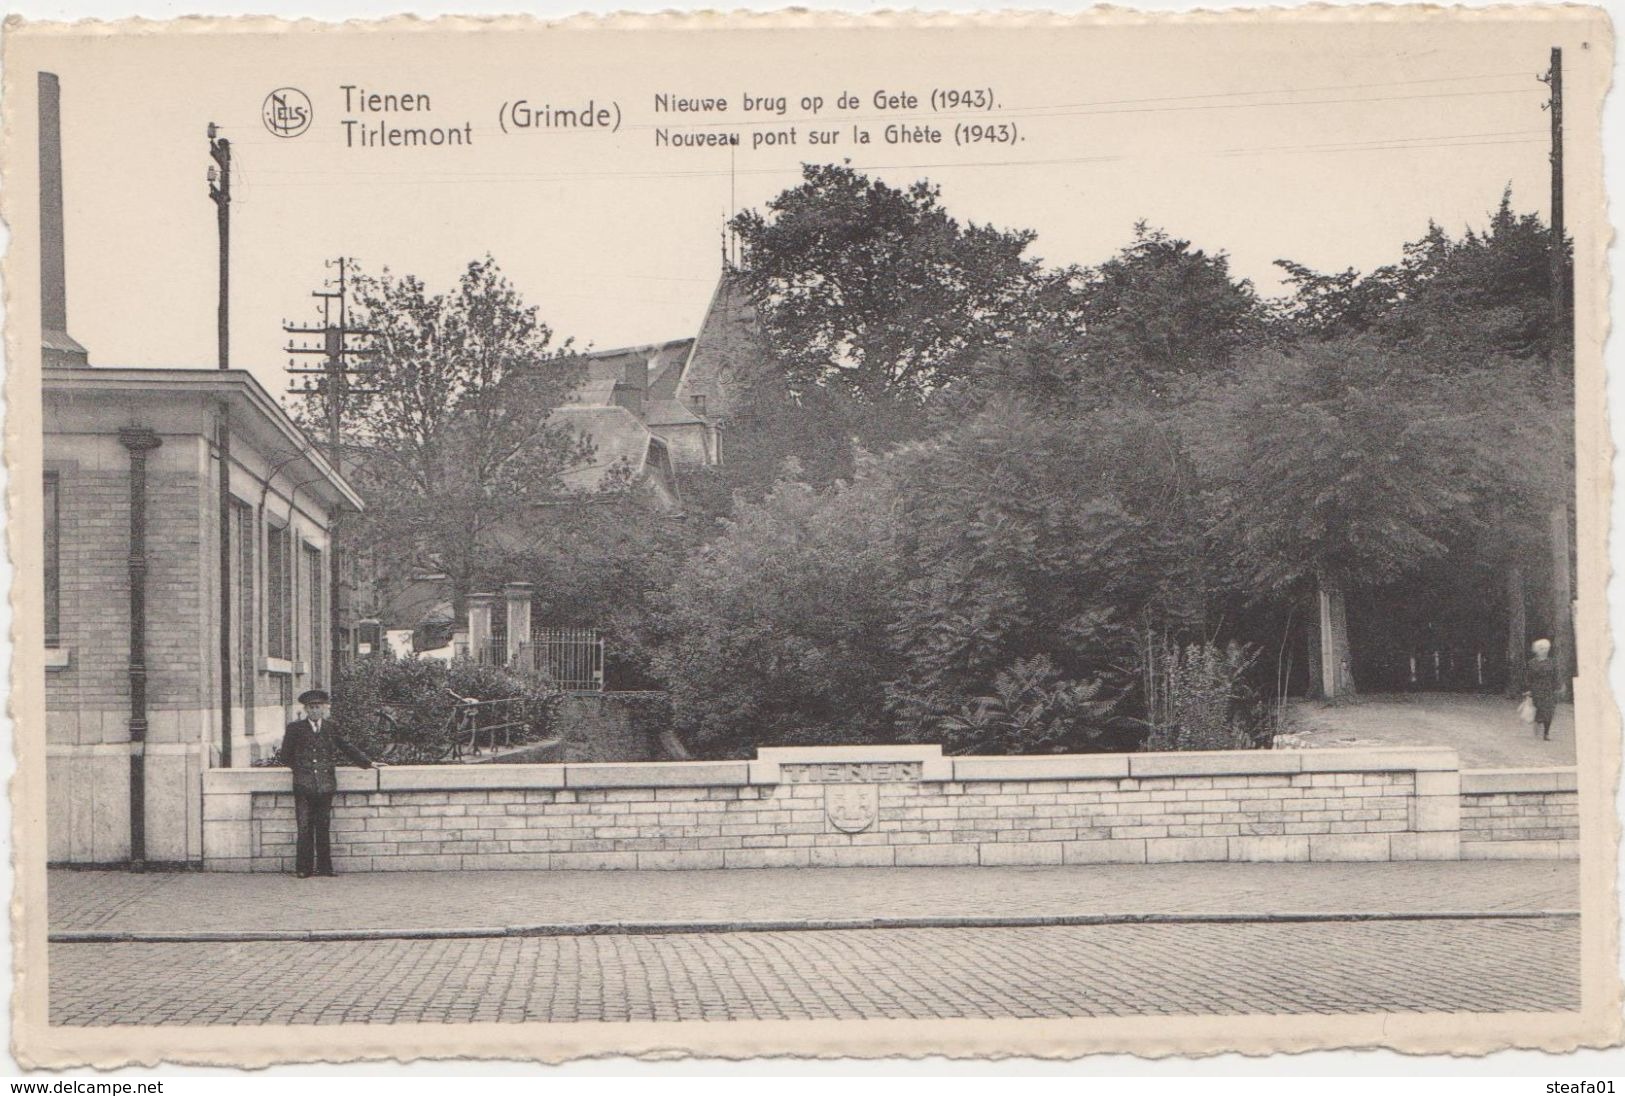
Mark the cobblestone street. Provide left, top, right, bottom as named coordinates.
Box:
left=51, top=917, right=1579, bottom=1025
left=46, top=861, right=1581, bottom=1025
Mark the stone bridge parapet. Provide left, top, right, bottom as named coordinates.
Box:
left=200, top=745, right=1571, bottom=872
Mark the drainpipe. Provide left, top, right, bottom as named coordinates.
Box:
left=217, top=406, right=233, bottom=769
left=119, top=427, right=161, bottom=869
left=331, top=512, right=345, bottom=685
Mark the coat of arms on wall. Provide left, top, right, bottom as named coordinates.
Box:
left=824, top=784, right=880, bottom=833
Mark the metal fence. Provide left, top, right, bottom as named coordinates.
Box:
left=522, top=627, right=605, bottom=692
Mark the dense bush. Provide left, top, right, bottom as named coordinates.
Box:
left=650, top=470, right=905, bottom=757
left=883, top=397, right=1199, bottom=750
left=332, top=653, right=563, bottom=761
left=935, top=656, right=1117, bottom=755
left=654, top=396, right=1214, bottom=757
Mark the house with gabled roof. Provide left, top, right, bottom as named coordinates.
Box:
left=549, top=264, right=762, bottom=503
left=375, top=265, right=766, bottom=656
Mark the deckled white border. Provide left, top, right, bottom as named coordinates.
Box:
left=2, top=4, right=1619, bottom=1070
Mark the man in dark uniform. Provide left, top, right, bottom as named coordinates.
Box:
left=281, top=688, right=376, bottom=878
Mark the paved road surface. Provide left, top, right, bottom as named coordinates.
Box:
left=51, top=917, right=1578, bottom=1025
left=1285, top=694, right=1576, bottom=768
left=50, top=861, right=1578, bottom=935
left=47, top=861, right=1582, bottom=1026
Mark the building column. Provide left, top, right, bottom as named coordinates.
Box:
left=466, top=592, right=496, bottom=664
left=503, top=582, right=534, bottom=667
left=120, top=427, right=162, bottom=868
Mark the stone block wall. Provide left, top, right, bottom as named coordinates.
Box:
left=1459, top=768, right=1579, bottom=860
left=203, top=745, right=1473, bottom=872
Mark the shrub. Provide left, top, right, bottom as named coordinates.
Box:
left=935, top=655, right=1116, bottom=755
left=331, top=653, right=564, bottom=761
left=651, top=470, right=904, bottom=757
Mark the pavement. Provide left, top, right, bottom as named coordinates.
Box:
left=50, top=860, right=1578, bottom=938
left=48, top=861, right=1583, bottom=1025
left=1285, top=693, right=1577, bottom=768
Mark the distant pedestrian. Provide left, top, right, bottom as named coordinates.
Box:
left=281, top=688, right=378, bottom=878
left=1524, top=638, right=1561, bottom=742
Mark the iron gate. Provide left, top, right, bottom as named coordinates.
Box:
left=525, top=627, right=604, bottom=692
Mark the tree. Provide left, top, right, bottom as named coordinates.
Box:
left=490, top=491, right=697, bottom=689
left=655, top=378, right=1262, bottom=755
left=883, top=396, right=1197, bottom=750
left=1191, top=338, right=1543, bottom=696
left=1273, top=191, right=1573, bottom=689
left=1071, top=223, right=1264, bottom=399
left=942, top=227, right=1265, bottom=643
left=943, top=225, right=1266, bottom=666
left=1275, top=188, right=1566, bottom=365
left=654, top=389, right=1233, bottom=755
left=887, top=404, right=1116, bottom=699
left=1272, top=259, right=1398, bottom=343
left=331, top=257, right=586, bottom=620
left=730, top=163, right=1043, bottom=410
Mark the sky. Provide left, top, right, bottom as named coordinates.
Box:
left=9, top=12, right=1606, bottom=402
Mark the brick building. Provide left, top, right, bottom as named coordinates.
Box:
left=44, top=371, right=362, bottom=866
left=37, top=72, right=362, bottom=866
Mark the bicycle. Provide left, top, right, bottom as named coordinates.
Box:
left=374, top=708, right=460, bottom=765
left=448, top=690, right=529, bottom=757
left=372, top=693, right=534, bottom=764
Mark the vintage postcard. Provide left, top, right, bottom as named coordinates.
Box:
left=4, top=6, right=1619, bottom=1068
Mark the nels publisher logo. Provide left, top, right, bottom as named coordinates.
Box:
left=262, top=87, right=312, bottom=138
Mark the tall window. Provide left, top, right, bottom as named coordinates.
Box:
left=233, top=502, right=256, bottom=724
left=304, top=544, right=324, bottom=687
left=44, top=474, right=60, bottom=647
left=266, top=523, right=292, bottom=660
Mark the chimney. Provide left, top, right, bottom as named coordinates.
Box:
left=613, top=355, right=649, bottom=420
left=39, top=72, right=88, bottom=369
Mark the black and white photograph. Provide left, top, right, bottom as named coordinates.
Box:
left=4, top=5, right=1619, bottom=1068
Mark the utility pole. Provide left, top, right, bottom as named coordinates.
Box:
left=207, top=124, right=235, bottom=772
left=1542, top=48, right=1574, bottom=694
left=1548, top=48, right=1566, bottom=340
left=207, top=124, right=230, bottom=369
left=284, top=259, right=379, bottom=680
left=284, top=258, right=379, bottom=474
